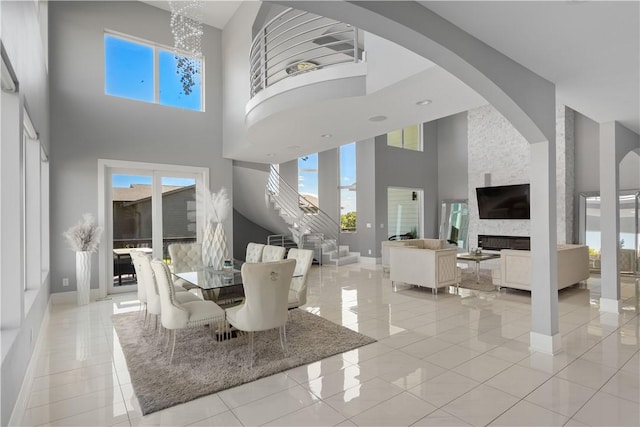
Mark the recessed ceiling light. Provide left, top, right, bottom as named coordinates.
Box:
left=368, top=115, right=387, bottom=122
left=416, top=99, right=432, bottom=106
left=321, top=133, right=332, bottom=138
left=287, top=145, right=301, bottom=149
left=266, top=153, right=275, bottom=157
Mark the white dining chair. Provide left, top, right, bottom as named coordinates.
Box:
left=261, top=245, right=286, bottom=262
left=129, top=249, right=148, bottom=315
left=151, top=260, right=226, bottom=364
left=245, top=242, right=265, bottom=263
left=135, top=255, right=201, bottom=334
left=286, top=248, right=314, bottom=309
left=225, top=259, right=295, bottom=367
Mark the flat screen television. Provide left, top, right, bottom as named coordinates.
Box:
left=476, top=184, right=530, bottom=219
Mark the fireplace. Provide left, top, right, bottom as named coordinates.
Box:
left=477, top=235, right=530, bottom=251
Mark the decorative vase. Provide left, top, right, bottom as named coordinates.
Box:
left=202, top=221, right=216, bottom=267
left=76, top=251, right=91, bottom=305
left=211, top=222, right=229, bottom=270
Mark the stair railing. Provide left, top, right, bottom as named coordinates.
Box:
left=249, top=7, right=361, bottom=97
left=266, top=164, right=340, bottom=252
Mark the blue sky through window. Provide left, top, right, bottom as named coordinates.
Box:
left=340, top=143, right=356, bottom=213
left=112, top=175, right=194, bottom=188
left=298, top=154, right=318, bottom=200
left=104, top=33, right=202, bottom=111
left=159, top=51, right=202, bottom=111
left=105, top=35, right=154, bottom=102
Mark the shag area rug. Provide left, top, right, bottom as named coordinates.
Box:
left=112, top=309, right=376, bottom=415
left=458, top=268, right=497, bottom=292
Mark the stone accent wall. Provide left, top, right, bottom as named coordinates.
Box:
left=467, top=104, right=575, bottom=248
left=468, top=105, right=530, bottom=248
left=556, top=105, right=575, bottom=244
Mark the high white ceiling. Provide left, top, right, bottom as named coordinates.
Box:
left=421, top=1, right=639, bottom=135
left=145, top=1, right=639, bottom=161
left=140, top=1, right=242, bottom=30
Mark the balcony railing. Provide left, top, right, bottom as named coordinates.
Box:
left=249, top=7, right=361, bottom=97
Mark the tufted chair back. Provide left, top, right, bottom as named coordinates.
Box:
left=261, top=245, right=286, bottom=262
left=286, top=248, right=314, bottom=307
left=245, top=242, right=265, bottom=263
left=151, top=260, right=189, bottom=330
left=231, top=259, right=295, bottom=331
left=129, top=250, right=147, bottom=305
left=168, top=243, right=202, bottom=273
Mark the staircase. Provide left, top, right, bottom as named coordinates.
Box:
left=265, top=165, right=359, bottom=266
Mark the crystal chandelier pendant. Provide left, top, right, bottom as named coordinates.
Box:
left=169, top=0, right=203, bottom=95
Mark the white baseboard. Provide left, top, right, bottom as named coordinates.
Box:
left=8, top=302, right=51, bottom=426
left=50, top=289, right=103, bottom=305
left=599, top=298, right=621, bottom=314
left=358, top=256, right=378, bottom=265
left=529, top=331, right=562, bottom=355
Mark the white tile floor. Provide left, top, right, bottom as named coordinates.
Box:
left=14, top=264, right=640, bottom=426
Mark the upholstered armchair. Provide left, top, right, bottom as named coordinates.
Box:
left=225, top=259, right=295, bottom=367
left=151, top=260, right=226, bottom=364
left=245, top=242, right=265, bottom=263
left=286, top=248, right=314, bottom=309
left=262, top=245, right=286, bottom=262
left=389, top=246, right=458, bottom=293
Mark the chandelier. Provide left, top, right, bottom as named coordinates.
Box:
left=169, top=0, right=204, bottom=95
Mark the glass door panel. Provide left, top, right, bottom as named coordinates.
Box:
left=160, top=175, right=197, bottom=262
left=582, top=191, right=639, bottom=275
left=111, top=174, right=153, bottom=290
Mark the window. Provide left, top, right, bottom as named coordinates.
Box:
left=22, top=108, right=49, bottom=297
left=387, top=124, right=422, bottom=151
left=104, top=32, right=203, bottom=111
left=298, top=153, right=318, bottom=212
left=339, top=143, right=356, bottom=232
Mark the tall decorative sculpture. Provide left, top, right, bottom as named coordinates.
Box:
left=197, top=186, right=230, bottom=270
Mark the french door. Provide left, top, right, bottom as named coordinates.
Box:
left=99, top=160, right=208, bottom=296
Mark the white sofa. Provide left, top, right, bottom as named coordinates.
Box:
left=389, top=245, right=458, bottom=293
left=381, top=238, right=445, bottom=272
left=499, top=244, right=589, bottom=291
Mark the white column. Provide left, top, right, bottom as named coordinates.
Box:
left=529, top=139, right=561, bottom=354
left=598, top=122, right=621, bottom=313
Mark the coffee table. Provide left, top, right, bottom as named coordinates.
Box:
left=456, top=252, right=500, bottom=284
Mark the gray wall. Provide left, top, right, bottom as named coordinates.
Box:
left=319, top=149, right=340, bottom=225
left=374, top=122, right=440, bottom=255
left=49, top=1, right=231, bottom=294
left=1, top=1, right=50, bottom=424
left=575, top=111, right=640, bottom=193
left=354, top=138, right=377, bottom=257
left=232, top=209, right=275, bottom=261
left=437, top=112, right=468, bottom=200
